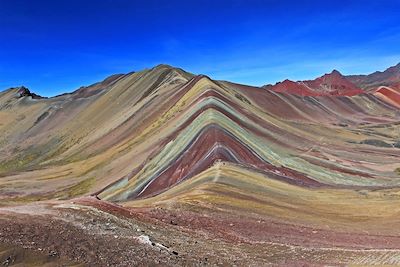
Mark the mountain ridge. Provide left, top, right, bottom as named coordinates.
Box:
left=265, top=62, right=400, bottom=96
left=346, top=62, right=400, bottom=91
left=4, top=62, right=400, bottom=99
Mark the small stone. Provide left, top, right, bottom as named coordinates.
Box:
left=2, top=256, right=13, bottom=266
left=49, top=250, right=58, bottom=257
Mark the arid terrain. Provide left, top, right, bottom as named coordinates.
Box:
left=1, top=63, right=400, bottom=266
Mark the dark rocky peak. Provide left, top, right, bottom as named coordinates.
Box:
left=15, top=86, right=45, bottom=99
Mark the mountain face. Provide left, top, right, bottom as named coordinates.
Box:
left=1, top=64, right=400, bottom=265
left=303, top=69, right=365, bottom=96
left=347, top=63, right=400, bottom=90
left=263, top=79, right=318, bottom=95
left=266, top=63, right=400, bottom=97
left=13, top=86, right=46, bottom=99
left=267, top=69, right=364, bottom=96
left=374, top=83, right=400, bottom=108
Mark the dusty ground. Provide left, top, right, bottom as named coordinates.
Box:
left=1, top=197, right=400, bottom=266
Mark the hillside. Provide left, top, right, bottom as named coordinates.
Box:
left=0, top=64, right=400, bottom=265
left=266, top=70, right=364, bottom=96
left=347, top=63, right=400, bottom=91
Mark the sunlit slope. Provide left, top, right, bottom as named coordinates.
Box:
left=0, top=65, right=194, bottom=201
left=99, top=75, right=400, bottom=201
left=0, top=65, right=399, bottom=208
left=128, top=161, right=400, bottom=233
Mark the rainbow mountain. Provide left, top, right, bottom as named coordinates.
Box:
left=0, top=64, right=400, bottom=265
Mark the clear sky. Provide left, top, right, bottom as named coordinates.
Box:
left=1, top=0, right=400, bottom=96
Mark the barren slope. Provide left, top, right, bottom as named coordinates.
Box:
left=1, top=64, right=400, bottom=265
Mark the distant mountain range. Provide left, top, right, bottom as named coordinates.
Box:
left=6, top=62, right=400, bottom=104
left=263, top=70, right=363, bottom=96
left=264, top=62, right=400, bottom=97
left=347, top=62, right=400, bottom=90
left=4, top=62, right=400, bottom=99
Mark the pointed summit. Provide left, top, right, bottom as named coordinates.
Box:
left=14, top=86, right=45, bottom=99
left=148, top=63, right=194, bottom=82
left=304, top=70, right=363, bottom=96
left=267, top=69, right=363, bottom=96
left=329, top=69, right=342, bottom=76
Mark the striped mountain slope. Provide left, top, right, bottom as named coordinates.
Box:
left=1, top=64, right=400, bottom=265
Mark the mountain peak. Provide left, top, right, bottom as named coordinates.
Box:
left=149, top=63, right=194, bottom=81
left=153, top=63, right=176, bottom=70
left=318, top=69, right=344, bottom=80
left=152, top=63, right=190, bottom=73
left=329, top=69, right=342, bottom=76
left=13, top=86, right=45, bottom=99
left=267, top=69, right=363, bottom=96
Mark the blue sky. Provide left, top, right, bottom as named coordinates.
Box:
left=1, top=0, right=400, bottom=96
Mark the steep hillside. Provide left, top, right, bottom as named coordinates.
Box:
left=1, top=64, right=400, bottom=265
